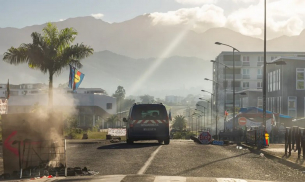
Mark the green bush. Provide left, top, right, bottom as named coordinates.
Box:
left=172, top=131, right=195, bottom=139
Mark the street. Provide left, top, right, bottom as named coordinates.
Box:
left=67, top=140, right=305, bottom=182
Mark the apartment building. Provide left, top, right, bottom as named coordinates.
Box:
left=212, top=52, right=305, bottom=119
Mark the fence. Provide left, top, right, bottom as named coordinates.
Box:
left=245, top=126, right=269, bottom=148
left=284, top=126, right=305, bottom=159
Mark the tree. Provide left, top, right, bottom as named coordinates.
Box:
left=172, top=115, right=186, bottom=131
left=112, top=86, right=126, bottom=101
left=140, top=95, right=154, bottom=104
left=3, top=23, right=94, bottom=107
left=106, top=115, right=118, bottom=128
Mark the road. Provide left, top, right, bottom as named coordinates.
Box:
left=66, top=140, right=305, bottom=182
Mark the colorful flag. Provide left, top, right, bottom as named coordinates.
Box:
left=73, top=70, right=85, bottom=90
left=69, top=65, right=85, bottom=91
left=6, top=79, right=10, bottom=99
left=69, top=65, right=75, bottom=89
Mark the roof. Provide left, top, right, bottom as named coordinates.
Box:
left=236, top=89, right=262, bottom=93
left=270, top=56, right=305, bottom=63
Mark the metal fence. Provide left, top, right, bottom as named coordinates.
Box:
left=284, top=126, right=305, bottom=159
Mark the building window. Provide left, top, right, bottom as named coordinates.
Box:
left=288, top=96, right=297, bottom=118
left=242, top=69, right=250, bottom=75
left=279, top=69, right=281, bottom=90
left=257, top=97, right=263, bottom=108
left=258, top=56, right=264, bottom=62
left=242, top=82, right=249, bottom=89
left=257, top=82, right=262, bottom=88
left=107, top=103, right=112, bottom=109
left=242, top=56, right=250, bottom=62
left=257, top=69, right=262, bottom=75
left=296, top=68, right=305, bottom=90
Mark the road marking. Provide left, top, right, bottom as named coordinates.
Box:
left=154, top=176, right=186, bottom=182
left=216, top=178, right=247, bottom=182
left=137, top=145, right=162, bottom=175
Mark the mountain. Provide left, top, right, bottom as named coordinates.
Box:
left=0, top=50, right=212, bottom=98
left=1, top=15, right=305, bottom=59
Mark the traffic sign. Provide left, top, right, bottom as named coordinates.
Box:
left=199, top=131, right=211, bottom=144
left=238, top=117, right=247, bottom=126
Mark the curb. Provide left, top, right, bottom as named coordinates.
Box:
left=240, top=143, right=305, bottom=171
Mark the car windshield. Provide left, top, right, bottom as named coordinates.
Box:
left=1, top=1, right=305, bottom=182
left=131, top=106, right=167, bottom=120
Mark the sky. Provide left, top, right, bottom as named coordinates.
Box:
left=1, top=0, right=305, bottom=39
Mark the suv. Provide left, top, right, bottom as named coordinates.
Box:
left=123, top=104, right=170, bottom=144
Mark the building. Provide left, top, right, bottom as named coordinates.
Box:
left=238, top=89, right=262, bottom=109
left=1, top=83, right=116, bottom=128
left=0, top=83, right=48, bottom=98
left=266, top=56, right=305, bottom=119
left=212, top=52, right=305, bottom=120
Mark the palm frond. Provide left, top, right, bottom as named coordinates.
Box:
left=43, top=22, right=59, bottom=46
left=3, top=45, right=29, bottom=65
left=57, top=28, right=77, bottom=50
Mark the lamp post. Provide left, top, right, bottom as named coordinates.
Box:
left=204, top=78, right=220, bottom=138
left=215, top=42, right=240, bottom=130
left=211, top=60, right=230, bottom=127
left=201, top=90, right=214, bottom=134
left=196, top=106, right=206, bottom=129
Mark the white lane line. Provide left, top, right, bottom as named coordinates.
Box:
left=137, top=145, right=162, bottom=175
left=216, top=178, right=247, bottom=182
left=154, top=176, right=186, bottom=182
left=98, top=175, right=126, bottom=182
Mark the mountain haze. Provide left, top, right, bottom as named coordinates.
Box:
left=1, top=15, right=305, bottom=59
left=0, top=51, right=212, bottom=98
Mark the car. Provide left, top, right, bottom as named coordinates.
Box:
left=123, top=103, right=170, bottom=145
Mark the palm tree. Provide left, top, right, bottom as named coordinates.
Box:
left=2, top=23, right=94, bottom=107
left=172, top=115, right=186, bottom=131
left=106, top=115, right=118, bottom=128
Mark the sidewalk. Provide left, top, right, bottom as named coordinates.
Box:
left=241, top=143, right=305, bottom=169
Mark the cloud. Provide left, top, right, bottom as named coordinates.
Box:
left=59, top=19, right=65, bottom=22
left=176, top=0, right=217, bottom=5
left=150, top=0, right=305, bottom=39
left=91, top=13, right=104, bottom=19
left=150, top=4, right=226, bottom=32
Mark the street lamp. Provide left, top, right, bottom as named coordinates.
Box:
left=196, top=106, right=207, bottom=129
left=211, top=60, right=230, bottom=130
left=215, top=42, right=240, bottom=130
left=201, top=90, right=214, bottom=134
left=204, top=78, right=220, bottom=138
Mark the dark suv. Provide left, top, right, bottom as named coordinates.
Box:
left=123, top=104, right=170, bottom=144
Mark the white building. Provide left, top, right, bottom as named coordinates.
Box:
left=1, top=83, right=116, bottom=129
left=212, top=52, right=305, bottom=117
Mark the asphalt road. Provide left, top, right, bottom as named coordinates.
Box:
left=66, top=140, right=305, bottom=182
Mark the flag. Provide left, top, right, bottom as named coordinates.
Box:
left=6, top=79, right=10, bottom=100
left=69, top=65, right=75, bottom=89
left=68, top=65, right=85, bottom=91
left=73, top=70, right=85, bottom=90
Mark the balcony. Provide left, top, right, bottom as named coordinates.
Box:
left=257, top=75, right=262, bottom=79
left=226, top=74, right=242, bottom=79
left=223, top=61, right=242, bottom=67
left=257, top=62, right=263, bottom=66
left=242, top=62, right=250, bottom=66
left=242, top=75, right=250, bottom=79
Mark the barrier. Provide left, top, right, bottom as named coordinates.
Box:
left=285, top=126, right=305, bottom=159
left=245, top=127, right=269, bottom=148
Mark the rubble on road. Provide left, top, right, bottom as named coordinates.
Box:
left=0, top=164, right=99, bottom=180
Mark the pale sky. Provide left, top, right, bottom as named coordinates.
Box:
left=1, top=0, right=305, bottom=39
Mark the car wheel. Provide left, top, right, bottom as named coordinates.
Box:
left=164, top=137, right=170, bottom=145
left=127, top=139, right=134, bottom=144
